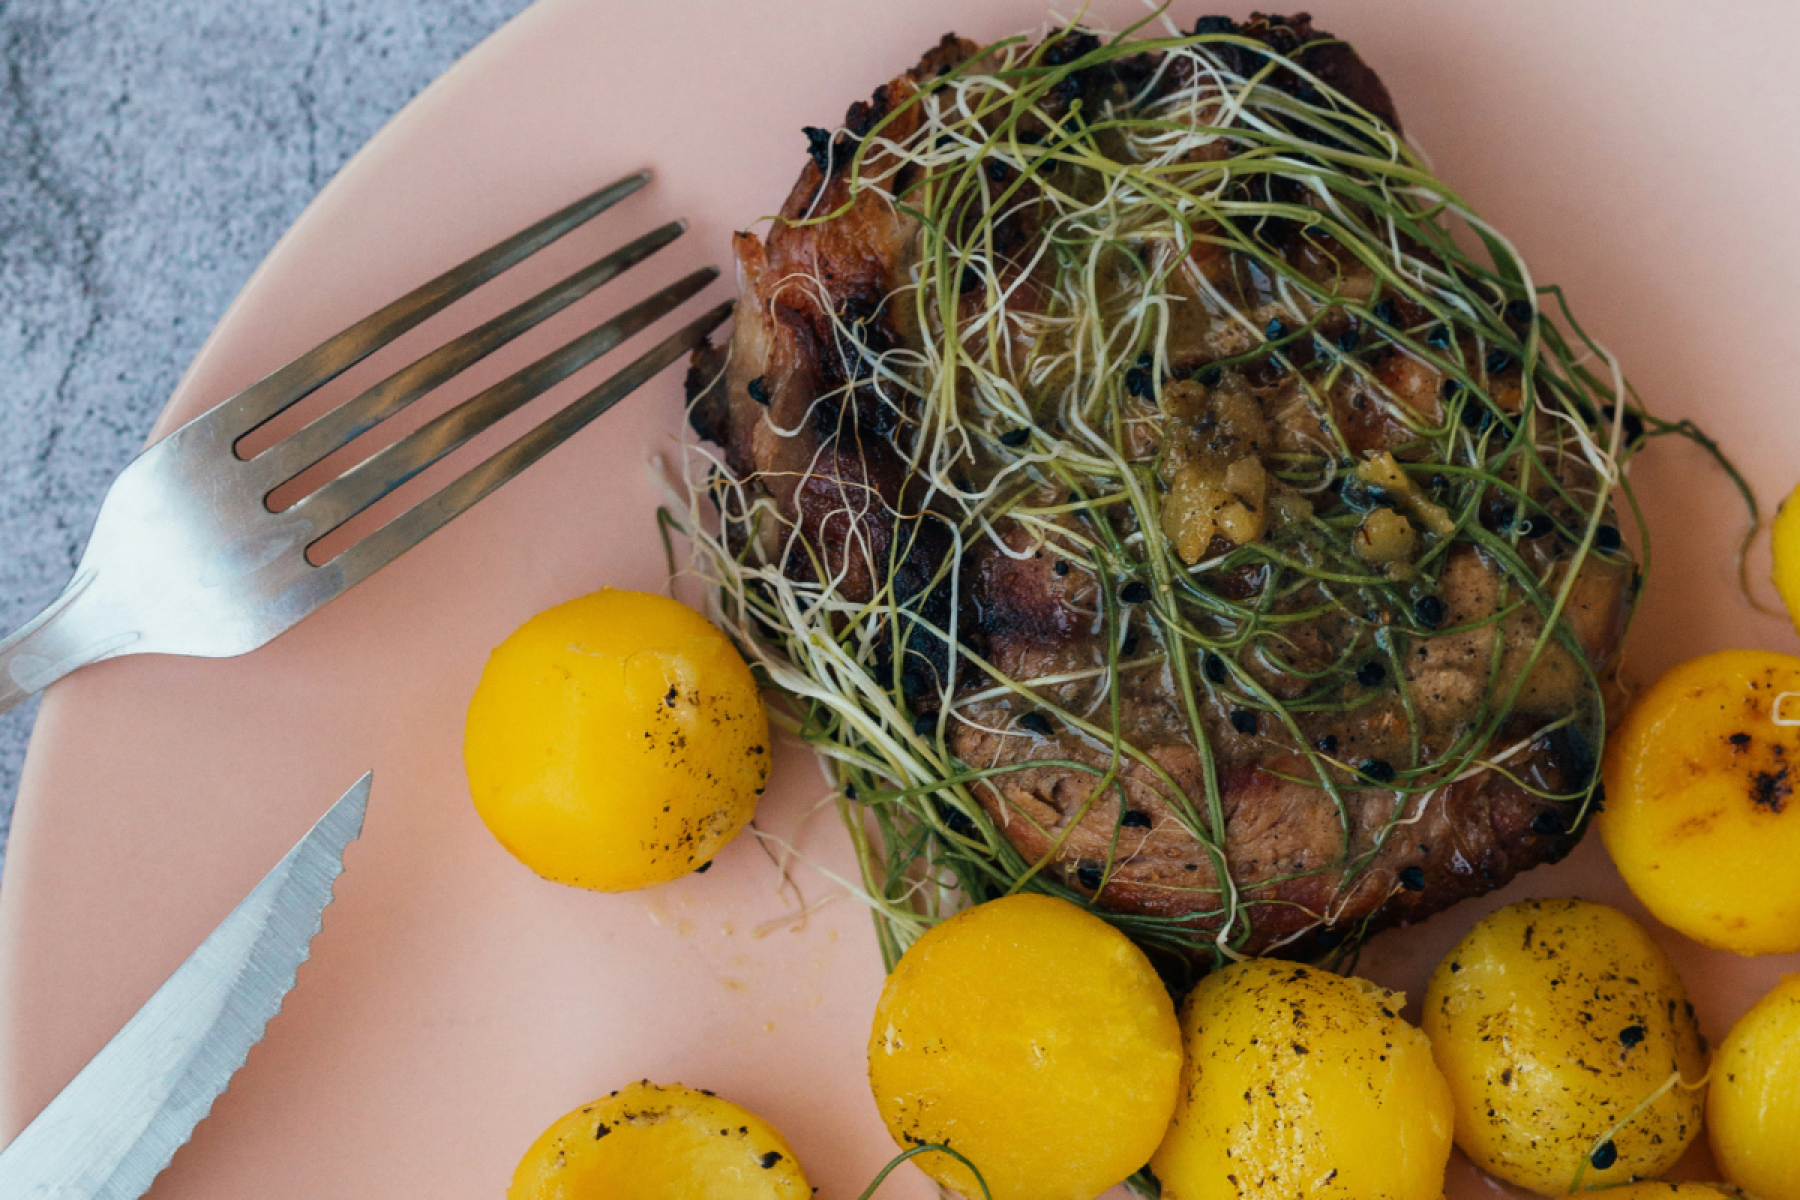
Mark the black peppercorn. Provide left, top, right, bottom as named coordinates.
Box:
left=1042, top=28, right=1100, bottom=66
left=1426, top=324, right=1451, bottom=349
left=1359, top=759, right=1396, bottom=784
left=1121, top=580, right=1151, bottom=604
left=1590, top=1141, right=1618, bottom=1171
left=1595, top=524, right=1622, bottom=552
left=1076, top=861, right=1103, bottom=889
left=1356, top=660, right=1387, bottom=688
left=1530, top=810, right=1565, bottom=837
left=747, top=376, right=771, bottom=405
left=1506, top=299, right=1534, bottom=322
left=1440, top=378, right=1465, bottom=402
left=986, top=159, right=1008, bottom=182
left=1203, top=652, right=1228, bottom=684
left=1125, top=367, right=1152, bottom=397
left=1338, top=477, right=1378, bottom=513
left=1121, top=810, right=1152, bottom=829
left=1230, top=710, right=1258, bottom=735
left=1397, top=865, right=1425, bottom=891
left=1414, top=595, right=1446, bottom=628
left=1315, top=734, right=1339, bottom=755
left=999, top=427, right=1031, bottom=447
left=960, top=264, right=981, bottom=293
left=1018, top=711, right=1055, bottom=736
left=1335, top=326, right=1359, bottom=352
left=1053, top=558, right=1070, bottom=577
left=1522, top=513, right=1554, bottom=538
left=1485, top=349, right=1514, bottom=374
left=913, top=712, right=936, bottom=736
left=1120, top=633, right=1139, bottom=657
left=940, top=803, right=977, bottom=838
left=1372, top=298, right=1398, bottom=325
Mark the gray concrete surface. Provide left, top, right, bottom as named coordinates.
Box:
left=0, top=0, right=535, bottom=867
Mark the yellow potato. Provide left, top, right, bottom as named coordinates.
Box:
left=1599, top=1187, right=1744, bottom=1199
left=1709, top=973, right=1800, bottom=1200
left=1773, top=479, right=1800, bottom=634
left=867, top=893, right=1182, bottom=1200
left=465, top=589, right=769, bottom=891
left=1600, top=649, right=1800, bottom=954
left=1151, top=958, right=1452, bottom=1200
left=1422, top=899, right=1707, bottom=1195
left=507, top=1081, right=809, bottom=1199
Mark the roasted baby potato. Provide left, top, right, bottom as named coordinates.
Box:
left=1601, top=649, right=1800, bottom=953
left=464, top=589, right=769, bottom=891
left=1150, top=958, right=1452, bottom=1200
left=1422, top=899, right=1707, bottom=1194
left=1773, top=480, right=1800, bottom=635
left=507, top=1081, right=810, bottom=1199
left=1599, top=1186, right=1744, bottom=1199
left=867, top=893, right=1182, bottom=1200
left=1709, top=973, right=1800, bottom=1200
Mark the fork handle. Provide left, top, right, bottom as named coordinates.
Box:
left=0, top=571, right=129, bottom=717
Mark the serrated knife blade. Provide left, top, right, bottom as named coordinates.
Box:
left=0, top=771, right=370, bottom=1199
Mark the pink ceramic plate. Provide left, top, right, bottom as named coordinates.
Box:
left=2, top=1, right=1797, bottom=1196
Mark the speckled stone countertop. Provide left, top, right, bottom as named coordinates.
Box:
left=0, top=0, right=533, bottom=866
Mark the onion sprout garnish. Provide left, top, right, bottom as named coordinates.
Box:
left=664, top=13, right=1746, bottom=977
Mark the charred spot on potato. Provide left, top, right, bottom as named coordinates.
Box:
left=1750, top=763, right=1791, bottom=812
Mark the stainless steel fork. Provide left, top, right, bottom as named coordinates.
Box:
left=0, top=170, right=728, bottom=715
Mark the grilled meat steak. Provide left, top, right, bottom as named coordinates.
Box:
left=687, top=14, right=1633, bottom=958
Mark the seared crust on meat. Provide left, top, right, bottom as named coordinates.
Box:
left=686, top=15, right=1635, bottom=960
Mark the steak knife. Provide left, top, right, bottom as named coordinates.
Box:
left=0, top=772, right=370, bottom=1199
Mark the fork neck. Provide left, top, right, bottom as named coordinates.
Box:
left=0, top=571, right=123, bottom=717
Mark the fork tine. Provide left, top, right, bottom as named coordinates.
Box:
left=293, top=268, right=720, bottom=531
left=329, top=300, right=732, bottom=589
left=212, top=171, right=651, bottom=441
left=253, top=218, right=688, bottom=486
